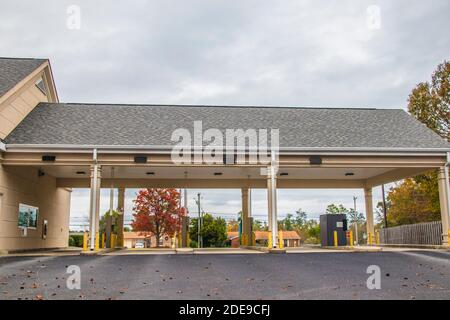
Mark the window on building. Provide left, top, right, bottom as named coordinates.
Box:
left=35, top=78, right=47, bottom=95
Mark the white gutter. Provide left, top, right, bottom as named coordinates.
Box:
left=0, top=141, right=5, bottom=152
left=4, top=143, right=450, bottom=155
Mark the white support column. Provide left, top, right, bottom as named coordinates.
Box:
left=364, top=187, right=374, bottom=245
left=438, top=167, right=449, bottom=245
left=267, top=176, right=273, bottom=232
left=94, top=167, right=101, bottom=237
left=271, top=167, right=278, bottom=248
left=267, top=152, right=278, bottom=248
left=89, top=149, right=101, bottom=250
left=88, top=166, right=96, bottom=250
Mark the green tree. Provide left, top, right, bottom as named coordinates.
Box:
left=303, top=219, right=320, bottom=244
left=278, top=213, right=295, bottom=231
left=385, top=61, right=449, bottom=226
left=294, top=209, right=308, bottom=227
left=386, top=178, right=441, bottom=226
left=278, top=208, right=321, bottom=244
left=347, top=208, right=365, bottom=244
left=375, top=200, right=391, bottom=228
left=190, top=213, right=227, bottom=247
left=325, top=204, right=348, bottom=215
left=347, top=208, right=365, bottom=224
left=252, top=219, right=267, bottom=231
left=99, top=210, right=121, bottom=234
left=408, top=60, right=449, bottom=140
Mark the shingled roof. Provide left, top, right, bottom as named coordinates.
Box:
left=4, top=102, right=450, bottom=151
left=0, top=57, right=47, bottom=97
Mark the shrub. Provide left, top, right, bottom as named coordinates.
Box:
left=68, top=234, right=84, bottom=247
left=304, top=237, right=320, bottom=244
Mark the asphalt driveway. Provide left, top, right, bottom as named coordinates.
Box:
left=0, top=250, right=449, bottom=300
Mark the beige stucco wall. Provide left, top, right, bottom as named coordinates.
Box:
left=0, top=165, right=71, bottom=251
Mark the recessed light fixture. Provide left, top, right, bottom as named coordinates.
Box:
left=76, top=171, right=86, bottom=175
left=280, top=172, right=289, bottom=176
left=345, top=172, right=354, bottom=176
left=214, top=172, right=223, bottom=176
left=309, top=156, right=322, bottom=165
left=146, top=172, right=155, bottom=175
left=42, top=155, right=56, bottom=162
left=134, top=156, right=148, bottom=163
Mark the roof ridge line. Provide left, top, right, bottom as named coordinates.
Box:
left=0, top=57, right=47, bottom=61
left=43, top=102, right=389, bottom=111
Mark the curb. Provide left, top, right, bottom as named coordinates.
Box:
left=1, top=247, right=65, bottom=255
left=240, top=246, right=269, bottom=253
left=377, top=244, right=449, bottom=250
left=268, top=248, right=287, bottom=254
left=320, top=246, right=382, bottom=252
left=80, top=247, right=124, bottom=255
left=176, top=248, right=194, bottom=254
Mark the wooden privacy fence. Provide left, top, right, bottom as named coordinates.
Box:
left=379, top=221, right=443, bottom=245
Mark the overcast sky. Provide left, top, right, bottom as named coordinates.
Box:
left=1, top=0, right=449, bottom=229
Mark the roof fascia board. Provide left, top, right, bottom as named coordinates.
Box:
left=44, top=60, right=59, bottom=102
left=4, top=144, right=450, bottom=156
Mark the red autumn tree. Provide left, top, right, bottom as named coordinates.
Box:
left=131, top=188, right=187, bottom=247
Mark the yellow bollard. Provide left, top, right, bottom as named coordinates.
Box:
left=241, top=234, right=247, bottom=246
left=177, top=233, right=182, bottom=248
left=110, top=234, right=116, bottom=248
left=95, top=232, right=100, bottom=250
left=376, top=231, right=380, bottom=245
left=172, top=234, right=177, bottom=249
left=252, top=232, right=256, bottom=246
left=101, top=233, right=105, bottom=249
left=83, top=232, right=88, bottom=251
left=267, top=232, right=273, bottom=248
left=367, top=232, right=372, bottom=245
left=278, top=231, right=283, bottom=249
left=349, top=230, right=354, bottom=247
left=187, top=232, right=190, bottom=247
left=333, top=231, right=338, bottom=247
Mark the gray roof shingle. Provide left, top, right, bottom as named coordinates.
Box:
left=4, top=103, right=450, bottom=150
left=0, top=57, right=47, bottom=97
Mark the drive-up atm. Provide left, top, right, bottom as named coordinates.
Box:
left=320, top=214, right=348, bottom=246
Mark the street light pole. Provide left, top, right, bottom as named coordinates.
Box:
left=353, top=196, right=358, bottom=245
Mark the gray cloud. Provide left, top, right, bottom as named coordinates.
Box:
left=1, top=1, right=447, bottom=229
left=1, top=0, right=449, bottom=106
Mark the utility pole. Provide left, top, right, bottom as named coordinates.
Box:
left=381, top=184, right=389, bottom=244
left=381, top=184, right=388, bottom=228
left=196, top=193, right=201, bottom=248
left=353, top=196, right=358, bottom=245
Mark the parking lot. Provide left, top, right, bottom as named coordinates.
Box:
left=0, top=249, right=449, bottom=300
